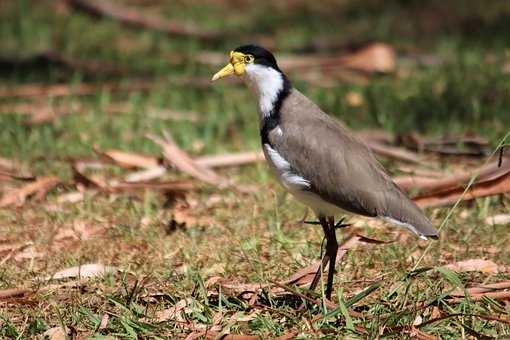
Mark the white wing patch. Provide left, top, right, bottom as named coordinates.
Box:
left=264, top=144, right=311, bottom=191
left=382, top=216, right=428, bottom=240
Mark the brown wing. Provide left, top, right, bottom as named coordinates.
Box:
left=270, top=90, right=438, bottom=237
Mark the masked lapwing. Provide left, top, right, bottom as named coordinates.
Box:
left=212, top=45, right=438, bottom=299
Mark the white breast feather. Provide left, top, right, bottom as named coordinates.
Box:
left=244, top=64, right=284, bottom=117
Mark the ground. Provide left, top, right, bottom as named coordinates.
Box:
left=1, top=0, right=510, bottom=338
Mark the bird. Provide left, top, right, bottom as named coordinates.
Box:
left=211, top=44, right=438, bottom=300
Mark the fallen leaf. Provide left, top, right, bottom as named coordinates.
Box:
left=97, top=149, right=159, bottom=169
left=451, top=280, right=510, bottom=297
left=220, top=335, right=259, bottom=340
left=125, top=166, right=167, bottom=182
left=154, top=298, right=192, bottom=322
left=410, top=156, right=510, bottom=208
left=0, top=287, right=31, bottom=299
left=13, top=246, right=45, bottom=261
left=448, top=290, right=510, bottom=303
left=98, top=314, right=109, bottom=330
left=335, top=42, right=396, bottom=73
left=43, top=327, right=66, bottom=340
left=0, top=176, right=60, bottom=208
left=398, top=156, right=510, bottom=195
left=276, top=330, right=299, bottom=340
left=364, top=140, right=423, bottom=164
left=57, top=191, right=85, bottom=204
left=49, top=263, right=116, bottom=280
left=410, top=326, right=438, bottom=340
left=194, top=151, right=264, bottom=168
left=443, top=259, right=501, bottom=274
left=148, top=131, right=224, bottom=185
left=485, top=214, right=510, bottom=226
left=0, top=157, right=20, bottom=172
left=0, top=80, right=156, bottom=98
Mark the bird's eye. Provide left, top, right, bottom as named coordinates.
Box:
left=244, top=55, right=254, bottom=63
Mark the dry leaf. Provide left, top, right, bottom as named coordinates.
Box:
left=451, top=280, right=510, bottom=297
left=0, top=287, right=31, bottom=299
left=410, top=157, right=510, bottom=208
left=13, top=246, right=45, bottom=261
left=97, top=149, right=159, bottom=169
left=57, top=191, right=85, bottom=204
left=276, top=330, right=299, bottom=340
left=154, top=298, right=192, bottom=322
left=336, top=42, right=396, bottom=73
left=0, top=80, right=155, bottom=98
left=485, top=214, right=510, bottom=226
left=443, top=259, right=501, bottom=273
left=148, top=132, right=224, bottom=185
left=220, top=335, right=259, bottom=340
left=99, top=314, right=109, bottom=330
left=194, top=151, right=264, bottom=168
left=364, top=140, right=423, bottom=164
left=125, top=166, right=167, bottom=182
left=43, top=327, right=67, bottom=340
left=0, top=176, right=60, bottom=208
left=0, top=157, right=20, bottom=172
left=400, top=156, right=510, bottom=195
left=49, top=263, right=116, bottom=280
left=409, top=326, right=438, bottom=340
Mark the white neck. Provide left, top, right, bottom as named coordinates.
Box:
left=243, top=64, right=284, bottom=119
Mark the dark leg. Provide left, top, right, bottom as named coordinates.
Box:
left=308, top=216, right=338, bottom=300
left=308, top=249, right=330, bottom=292
left=324, top=216, right=338, bottom=299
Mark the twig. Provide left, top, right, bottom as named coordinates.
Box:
left=0, top=81, right=156, bottom=98
left=66, top=0, right=222, bottom=41
left=448, top=290, right=510, bottom=303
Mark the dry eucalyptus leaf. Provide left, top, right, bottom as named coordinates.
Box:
left=443, top=259, right=501, bottom=274
left=49, top=263, right=116, bottom=280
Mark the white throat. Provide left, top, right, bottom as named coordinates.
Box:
left=243, top=64, right=284, bottom=119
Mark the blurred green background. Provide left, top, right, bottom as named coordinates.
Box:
left=1, top=0, right=510, bottom=166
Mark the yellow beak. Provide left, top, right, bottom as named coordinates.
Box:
left=211, top=51, right=248, bottom=81
left=211, top=63, right=235, bottom=81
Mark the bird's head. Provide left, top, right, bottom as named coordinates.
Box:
left=211, top=44, right=283, bottom=82
left=212, top=45, right=290, bottom=118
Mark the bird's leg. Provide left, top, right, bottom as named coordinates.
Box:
left=308, top=216, right=333, bottom=293
left=308, top=247, right=329, bottom=292
left=324, top=216, right=338, bottom=299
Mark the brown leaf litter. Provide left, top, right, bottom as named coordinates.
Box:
left=148, top=131, right=225, bottom=186
left=0, top=176, right=60, bottom=208
left=412, top=159, right=510, bottom=208
left=442, top=259, right=506, bottom=274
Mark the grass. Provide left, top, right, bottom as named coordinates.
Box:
left=1, top=0, right=510, bottom=338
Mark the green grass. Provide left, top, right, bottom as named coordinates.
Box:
left=1, top=0, right=510, bottom=338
